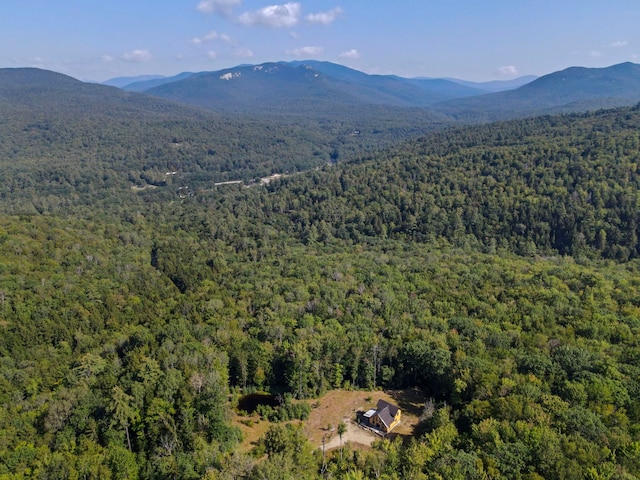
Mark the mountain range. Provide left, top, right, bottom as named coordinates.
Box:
left=110, top=61, right=508, bottom=114
left=111, top=62, right=534, bottom=98
left=2, top=60, right=640, bottom=126
left=97, top=60, right=640, bottom=121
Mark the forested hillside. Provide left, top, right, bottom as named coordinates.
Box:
left=1, top=97, right=640, bottom=478
left=434, top=62, right=640, bottom=121
left=242, top=104, right=640, bottom=260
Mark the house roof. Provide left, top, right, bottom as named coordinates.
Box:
left=375, top=399, right=400, bottom=430
left=376, top=399, right=399, bottom=417
left=376, top=407, right=394, bottom=429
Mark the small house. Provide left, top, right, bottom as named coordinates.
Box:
left=365, top=399, right=401, bottom=433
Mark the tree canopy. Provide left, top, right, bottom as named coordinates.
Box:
left=1, top=97, right=640, bottom=478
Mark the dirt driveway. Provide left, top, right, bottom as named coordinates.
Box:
left=321, top=418, right=380, bottom=450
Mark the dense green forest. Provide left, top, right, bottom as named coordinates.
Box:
left=0, top=105, right=446, bottom=213
left=248, top=105, right=640, bottom=260
left=2, top=100, right=640, bottom=478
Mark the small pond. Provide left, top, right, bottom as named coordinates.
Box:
left=237, top=392, right=281, bottom=414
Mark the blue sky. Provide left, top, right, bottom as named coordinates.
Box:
left=2, top=0, right=639, bottom=82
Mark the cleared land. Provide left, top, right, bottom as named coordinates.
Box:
left=232, top=389, right=426, bottom=452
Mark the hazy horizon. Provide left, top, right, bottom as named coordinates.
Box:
left=2, top=0, right=639, bottom=82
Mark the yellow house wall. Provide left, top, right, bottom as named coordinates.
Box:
left=370, top=410, right=401, bottom=433
left=388, top=414, right=401, bottom=432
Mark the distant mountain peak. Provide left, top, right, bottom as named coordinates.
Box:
left=139, top=60, right=484, bottom=113
left=102, top=74, right=165, bottom=88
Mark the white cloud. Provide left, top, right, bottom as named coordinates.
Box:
left=122, top=49, right=152, bottom=62
left=101, top=54, right=114, bottom=63
left=287, top=46, right=324, bottom=57
left=339, top=49, right=360, bottom=60
left=588, top=50, right=602, bottom=58
left=233, top=47, right=254, bottom=58
left=197, top=0, right=241, bottom=16
left=207, top=50, right=218, bottom=59
left=610, top=40, right=629, bottom=48
left=191, top=30, right=233, bottom=46
left=191, top=30, right=219, bottom=45
left=306, top=7, right=343, bottom=25
left=497, top=65, right=518, bottom=76
left=238, top=2, right=301, bottom=28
